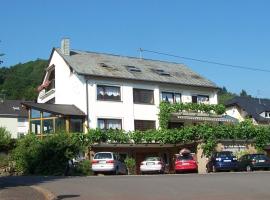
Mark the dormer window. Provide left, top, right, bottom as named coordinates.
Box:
left=126, top=65, right=141, bottom=72
left=99, top=63, right=111, bottom=68
left=152, top=69, right=170, bottom=76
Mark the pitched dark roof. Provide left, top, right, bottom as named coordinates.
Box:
left=225, top=96, right=270, bottom=123
left=54, top=48, right=218, bottom=89
left=22, top=102, right=85, bottom=117
left=0, top=100, right=28, bottom=118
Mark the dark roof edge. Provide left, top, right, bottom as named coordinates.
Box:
left=21, top=102, right=85, bottom=117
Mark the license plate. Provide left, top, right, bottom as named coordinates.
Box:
left=182, top=163, right=190, bottom=165
left=99, top=160, right=106, bottom=164
left=146, top=162, right=154, bottom=165
left=259, top=160, right=265, bottom=163
left=223, top=160, right=231, bottom=162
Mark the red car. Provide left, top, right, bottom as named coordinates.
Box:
left=174, top=154, right=198, bottom=173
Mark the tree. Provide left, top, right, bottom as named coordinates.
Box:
left=240, top=89, right=251, bottom=97
left=0, top=40, right=4, bottom=65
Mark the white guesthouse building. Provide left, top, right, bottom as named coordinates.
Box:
left=31, top=39, right=219, bottom=133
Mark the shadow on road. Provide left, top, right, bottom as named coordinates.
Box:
left=0, top=175, right=68, bottom=189
left=57, top=194, right=80, bottom=199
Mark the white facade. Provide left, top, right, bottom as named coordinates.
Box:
left=38, top=50, right=218, bottom=131
left=226, top=106, right=247, bottom=122
left=0, top=117, right=28, bottom=138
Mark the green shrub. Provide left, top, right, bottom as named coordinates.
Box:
left=12, top=133, right=86, bottom=175
left=0, top=127, right=12, bottom=151
left=124, top=157, right=136, bottom=175
left=11, top=134, right=40, bottom=174
left=0, top=153, right=10, bottom=168
left=71, top=160, right=92, bottom=176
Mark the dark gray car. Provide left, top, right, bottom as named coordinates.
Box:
left=238, top=154, right=270, bottom=171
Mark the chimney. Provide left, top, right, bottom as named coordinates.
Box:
left=61, top=38, right=70, bottom=56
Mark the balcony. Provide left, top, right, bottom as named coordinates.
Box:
left=38, top=79, right=55, bottom=102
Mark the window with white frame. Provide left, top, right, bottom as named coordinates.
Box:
left=192, top=95, right=209, bottom=104
left=97, top=118, right=122, bottom=130
left=161, top=92, right=181, bottom=103
left=97, top=85, right=121, bottom=101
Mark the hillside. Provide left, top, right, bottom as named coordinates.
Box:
left=0, top=59, right=48, bottom=100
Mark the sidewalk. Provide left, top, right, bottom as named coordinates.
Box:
left=0, top=186, right=46, bottom=200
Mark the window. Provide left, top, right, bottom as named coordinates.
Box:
left=70, top=118, right=83, bottom=132
left=133, top=89, right=154, bottom=104
left=126, top=65, right=141, bottom=72
left=55, top=118, right=66, bottom=132
left=192, top=95, right=209, bottom=104
left=161, top=92, right=181, bottom=103
left=43, top=119, right=54, bottom=134
left=97, top=118, right=122, bottom=130
left=30, top=120, right=41, bottom=134
left=152, top=69, right=170, bottom=76
left=134, top=120, right=156, bottom=131
left=97, top=85, right=121, bottom=101
left=31, top=109, right=41, bottom=118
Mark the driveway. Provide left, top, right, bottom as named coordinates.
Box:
left=1, top=172, right=270, bottom=200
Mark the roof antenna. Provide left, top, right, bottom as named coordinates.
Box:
left=138, top=48, right=143, bottom=59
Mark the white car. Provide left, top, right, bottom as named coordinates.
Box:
left=92, top=152, right=127, bottom=175
left=140, top=157, right=165, bottom=174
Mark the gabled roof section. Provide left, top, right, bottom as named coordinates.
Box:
left=225, top=96, right=270, bottom=123
left=54, top=48, right=218, bottom=89
left=22, top=102, right=85, bottom=117
left=0, top=100, right=28, bottom=118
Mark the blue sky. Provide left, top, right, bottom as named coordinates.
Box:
left=1, top=0, right=270, bottom=97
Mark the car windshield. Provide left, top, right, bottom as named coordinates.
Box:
left=145, top=157, right=161, bottom=161
left=177, top=154, right=193, bottom=161
left=94, top=153, right=112, bottom=159
left=251, top=154, right=269, bottom=160
left=216, top=152, right=234, bottom=157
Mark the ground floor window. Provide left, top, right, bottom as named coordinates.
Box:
left=70, top=118, right=83, bottom=132
left=28, top=108, right=84, bottom=135
left=97, top=118, right=122, bottom=130
left=134, top=120, right=156, bottom=131
left=43, top=119, right=54, bottom=134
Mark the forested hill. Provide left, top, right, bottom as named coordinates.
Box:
left=0, top=59, right=48, bottom=100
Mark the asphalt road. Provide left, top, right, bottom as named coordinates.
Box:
left=1, top=172, right=270, bottom=200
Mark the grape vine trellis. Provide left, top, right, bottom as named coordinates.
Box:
left=85, top=102, right=270, bottom=156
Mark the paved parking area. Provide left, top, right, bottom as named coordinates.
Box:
left=1, top=172, right=270, bottom=200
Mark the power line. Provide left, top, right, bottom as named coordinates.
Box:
left=140, top=49, right=270, bottom=73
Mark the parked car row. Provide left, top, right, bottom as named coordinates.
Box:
left=91, top=151, right=270, bottom=175
left=206, top=151, right=270, bottom=173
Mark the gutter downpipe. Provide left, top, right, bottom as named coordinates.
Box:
left=85, top=78, right=90, bottom=130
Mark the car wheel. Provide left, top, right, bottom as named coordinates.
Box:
left=246, top=165, right=252, bottom=172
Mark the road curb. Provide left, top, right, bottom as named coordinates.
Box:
left=31, top=186, right=57, bottom=200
